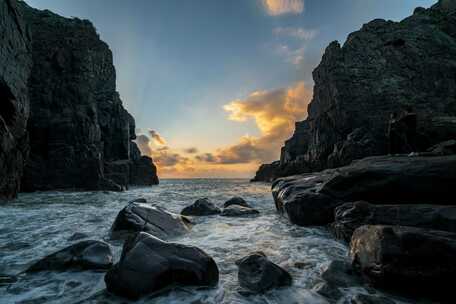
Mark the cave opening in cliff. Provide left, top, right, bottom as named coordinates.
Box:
left=0, top=78, right=16, bottom=127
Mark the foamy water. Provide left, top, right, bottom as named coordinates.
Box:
left=0, top=179, right=400, bottom=304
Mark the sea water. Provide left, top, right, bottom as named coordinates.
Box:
left=0, top=179, right=390, bottom=304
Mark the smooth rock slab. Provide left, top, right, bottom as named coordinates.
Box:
left=110, top=199, right=191, bottom=240
left=26, top=240, right=113, bottom=272
left=221, top=205, right=260, bottom=217
left=181, top=198, right=221, bottom=216
left=105, top=232, right=219, bottom=299
left=332, top=201, right=456, bottom=242
left=350, top=225, right=456, bottom=300
left=236, top=252, right=292, bottom=293
left=223, top=197, right=251, bottom=208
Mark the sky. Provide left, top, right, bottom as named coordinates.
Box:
left=26, top=0, right=436, bottom=178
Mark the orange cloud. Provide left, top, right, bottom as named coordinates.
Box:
left=148, top=129, right=166, bottom=145
left=262, top=0, right=304, bottom=16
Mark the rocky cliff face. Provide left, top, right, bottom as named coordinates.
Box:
left=16, top=3, right=158, bottom=192
left=0, top=0, right=32, bottom=200
left=253, top=0, right=456, bottom=181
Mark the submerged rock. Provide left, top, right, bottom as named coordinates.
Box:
left=223, top=197, right=251, bottom=208
left=332, top=201, right=456, bottom=242
left=105, top=232, right=219, bottom=300
left=236, top=252, right=292, bottom=293
left=110, top=199, right=191, bottom=240
left=181, top=198, right=221, bottom=216
left=350, top=225, right=456, bottom=300
left=26, top=240, right=113, bottom=272
left=221, top=205, right=260, bottom=217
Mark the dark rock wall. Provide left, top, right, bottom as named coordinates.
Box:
left=16, top=2, right=157, bottom=192
left=0, top=0, right=32, bottom=199
left=254, top=1, right=456, bottom=181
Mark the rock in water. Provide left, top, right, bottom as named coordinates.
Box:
left=253, top=1, right=456, bottom=180
left=342, top=294, right=396, bottom=304
left=236, top=252, right=292, bottom=293
left=110, top=199, right=191, bottom=240
left=16, top=2, right=158, bottom=192
left=332, top=201, right=456, bottom=242
left=181, top=198, right=221, bottom=216
left=223, top=197, right=251, bottom=208
left=105, top=232, right=219, bottom=300
left=26, top=240, right=113, bottom=272
left=0, top=0, right=32, bottom=200
left=221, top=205, right=260, bottom=217
left=350, top=225, right=456, bottom=300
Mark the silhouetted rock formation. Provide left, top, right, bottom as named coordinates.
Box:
left=0, top=0, right=32, bottom=200
left=254, top=1, right=456, bottom=181
left=14, top=2, right=158, bottom=192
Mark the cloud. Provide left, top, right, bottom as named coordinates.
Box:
left=206, top=81, right=313, bottom=164
left=135, top=134, right=152, bottom=156
left=195, top=153, right=217, bottom=163
left=273, top=27, right=318, bottom=66
left=151, top=146, right=191, bottom=167
left=262, top=0, right=304, bottom=16
left=148, top=129, right=166, bottom=145
left=184, top=147, right=199, bottom=154
left=273, top=27, right=317, bottom=41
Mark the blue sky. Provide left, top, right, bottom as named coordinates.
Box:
left=25, top=0, right=436, bottom=177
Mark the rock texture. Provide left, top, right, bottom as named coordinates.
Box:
left=181, top=198, right=221, bottom=216
left=272, top=155, right=456, bottom=226
left=254, top=1, right=456, bottom=181
left=105, top=232, right=219, bottom=300
left=332, top=201, right=456, bottom=242
left=16, top=2, right=158, bottom=192
left=350, top=225, right=456, bottom=301
left=26, top=240, right=113, bottom=272
left=110, top=199, right=191, bottom=240
left=0, top=0, right=32, bottom=200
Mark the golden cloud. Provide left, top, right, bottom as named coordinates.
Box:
left=148, top=129, right=166, bottom=145
left=262, top=0, right=304, bottom=16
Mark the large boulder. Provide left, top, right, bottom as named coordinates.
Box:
left=350, top=225, right=456, bottom=300
left=221, top=205, right=260, bottom=217
left=181, top=198, right=221, bottom=216
left=332, top=201, right=456, bottom=242
left=110, top=199, right=191, bottom=240
left=223, top=197, right=251, bottom=208
left=105, top=232, right=219, bottom=299
left=26, top=240, right=113, bottom=272
left=236, top=252, right=292, bottom=293
left=254, top=1, right=456, bottom=179
left=0, top=0, right=32, bottom=200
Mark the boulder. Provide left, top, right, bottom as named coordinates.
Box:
left=236, top=252, right=292, bottom=293
left=26, top=240, right=113, bottom=272
left=223, top=197, right=251, bottom=208
left=321, top=155, right=456, bottom=204
left=332, top=201, right=456, bottom=242
left=110, top=199, right=191, bottom=240
left=221, top=205, right=260, bottom=217
left=320, top=260, right=361, bottom=288
left=350, top=225, right=456, bottom=300
left=181, top=198, right=221, bottom=216
left=426, top=139, right=456, bottom=156
left=104, top=232, right=219, bottom=299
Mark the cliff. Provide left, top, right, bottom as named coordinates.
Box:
left=253, top=0, right=456, bottom=181
left=0, top=0, right=158, bottom=199
left=0, top=0, right=32, bottom=200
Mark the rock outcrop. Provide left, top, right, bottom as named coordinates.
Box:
left=105, top=232, right=219, bottom=299
left=350, top=225, right=456, bottom=301
left=16, top=2, right=158, bottom=192
left=254, top=0, right=456, bottom=181
left=0, top=0, right=32, bottom=200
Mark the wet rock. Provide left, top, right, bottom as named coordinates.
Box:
left=221, top=205, right=260, bottom=217
left=342, top=294, right=395, bottom=304
left=320, top=260, right=361, bottom=288
left=312, top=282, right=343, bottom=301
left=254, top=2, right=456, bottom=179
left=110, top=199, right=191, bottom=240
left=181, top=198, right=221, bottom=216
left=129, top=155, right=159, bottom=186
left=0, top=0, right=32, bottom=200
left=0, top=274, right=17, bottom=286
left=426, top=139, right=456, bottom=156
left=332, top=201, right=456, bottom=242
left=26, top=240, right=113, bottom=272
left=223, top=197, right=251, bottom=208
left=350, top=225, right=456, bottom=300
left=104, top=232, right=219, bottom=300
left=321, top=155, right=456, bottom=204
left=68, top=232, right=89, bottom=241
left=236, top=252, right=292, bottom=293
